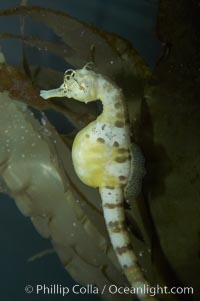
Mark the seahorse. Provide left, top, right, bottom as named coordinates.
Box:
left=40, top=64, right=158, bottom=300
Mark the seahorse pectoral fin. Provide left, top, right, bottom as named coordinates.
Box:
left=40, top=85, right=66, bottom=99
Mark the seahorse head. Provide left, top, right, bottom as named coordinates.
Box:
left=40, top=66, right=99, bottom=103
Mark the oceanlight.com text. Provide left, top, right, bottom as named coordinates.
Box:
left=25, top=283, right=194, bottom=297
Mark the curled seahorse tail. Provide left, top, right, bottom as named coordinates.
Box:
left=99, top=186, right=158, bottom=301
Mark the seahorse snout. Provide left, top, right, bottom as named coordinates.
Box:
left=40, top=86, right=66, bottom=99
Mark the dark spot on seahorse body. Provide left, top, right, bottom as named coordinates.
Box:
left=124, top=265, right=141, bottom=275
left=115, top=121, right=125, bottom=128
left=114, top=102, right=121, bottom=109
left=118, top=148, right=128, bottom=154
left=115, top=156, right=128, bottom=163
left=119, top=175, right=127, bottom=181
left=85, top=134, right=90, bottom=138
left=107, top=221, right=126, bottom=233
left=101, top=124, right=106, bottom=130
left=97, top=137, right=105, bottom=143
left=105, top=186, right=115, bottom=189
left=116, top=244, right=132, bottom=255
left=103, top=202, right=123, bottom=209
left=113, top=141, right=119, bottom=147
left=108, top=221, right=122, bottom=227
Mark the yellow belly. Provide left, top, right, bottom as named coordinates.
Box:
left=72, top=130, right=121, bottom=188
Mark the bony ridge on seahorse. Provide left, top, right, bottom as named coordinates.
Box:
left=40, top=64, right=158, bottom=301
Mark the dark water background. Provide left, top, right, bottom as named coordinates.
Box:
left=0, top=1, right=160, bottom=300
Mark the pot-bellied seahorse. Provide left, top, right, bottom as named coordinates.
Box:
left=40, top=64, right=158, bottom=301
